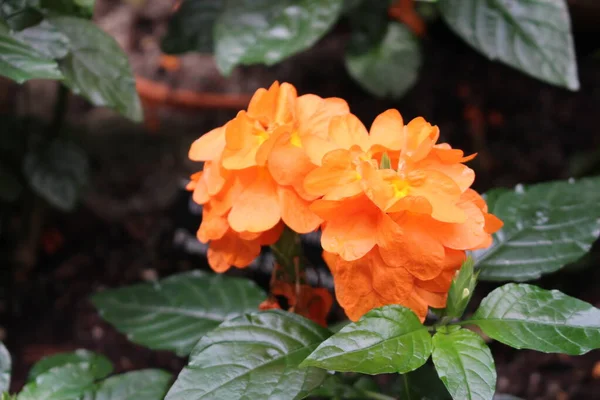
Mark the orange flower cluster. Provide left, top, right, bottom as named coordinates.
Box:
left=188, top=82, right=502, bottom=322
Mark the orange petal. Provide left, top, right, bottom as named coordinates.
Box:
left=186, top=171, right=203, bottom=191
left=369, top=109, right=403, bottom=151
left=203, top=160, right=227, bottom=196
left=274, top=82, right=297, bottom=124
left=268, top=136, right=315, bottom=187
left=222, top=111, right=261, bottom=169
left=402, top=117, right=439, bottom=162
left=370, top=249, right=415, bottom=302
left=191, top=173, right=209, bottom=204
left=277, top=186, right=322, bottom=233
left=197, top=207, right=229, bottom=242
left=414, top=287, right=447, bottom=309
left=296, top=95, right=349, bottom=138
left=302, top=135, right=340, bottom=166
left=416, top=248, right=465, bottom=292
left=303, top=149, right=357, bottom=196
left=247, top=82, right=279, bottom=120
left=404, top=169, right=465, bottom=223
left=189, top=126, right=226, bottom=162
left=484, top=213, right=503, bottom=234
left=257, top=221, right=284, bottom=245
left=207, top=231, right=261, bottom=272
left=329, top=114, right=370, bottom=152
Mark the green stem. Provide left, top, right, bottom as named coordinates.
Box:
left=402, top=373, right=411, bottom=400
left=269, top=226, right=303, bottom=281
left=363, top=390, right=397, bottom=400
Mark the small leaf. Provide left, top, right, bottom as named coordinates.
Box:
left=432, top=329, right=496, bottom=400
left=91, top=270, right=266, bottom=356
left=23, top=139, right=89, bottom=211
left=214, top=0, right=344, bottom=75
left=380, top=152, right=391, bottom=169
left=28, top=350, right=112, bottom=382
left=165, top=310, right=331, bottom=400
left=469, top=283, right=600, bottom=355
left=80, top=369, right=172, bottom=400
left=445, top=256, right=477, bottom=319
left=438, top=0, right=579, bottom=90
left=161, top=0, right=222, bottom=54
left=345, top=22, right=421, bottom=98
left=0, top=163, right=22, bottom=203
left=0, top=342, right=10, bottom=393
left=18, top=364, right=96, bottom=400
left=301, top=305, right=431, bottom=374
left=0, top=28, right=62, bottom=83
left=475, top=176, right=600, bottom=281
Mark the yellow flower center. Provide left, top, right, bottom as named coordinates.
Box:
left=391, top=179, right=410, bottom=198
left=257, top=130, right=270, bottom=145
left=290, top=131, right=302, bottom=148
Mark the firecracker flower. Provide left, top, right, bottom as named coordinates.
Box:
left=187, top=82, right=349, bottom=272
left=303, top=110, right=503, bottom=321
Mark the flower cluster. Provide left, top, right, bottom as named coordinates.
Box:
left=188, top=82, right=502, bottom=322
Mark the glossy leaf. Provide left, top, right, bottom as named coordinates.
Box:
left=80, top=369, right=172, bottom=400
left=91, top=270, right=266, bottom=356
left=166, top=310, right=331, bottom=400
left=445, top=257, right=477, bottom=318
left=162, top=0, right=222, bottom=54
left=0, top=28, right=62, bottom=83
left=438, top=0, right=579, bottom=90
left=214, top=0, right=344, bottom=75
left=18, top=364, right=96, bottom=400
left=23, top=139, right=89, bottom=212
left=301, top=305, right=431, bottom=374
left=469, top=283, right=600, bottom=355
left=28, top=350, right=112, bottom=382
left=0, top=343, right=10, bottom=393
left=45, top=16, right=142, bottom=121
left=432, top=329, right=496, bottom=400
left=345, top=22, right=421, bottom=98
left=13, top=20, right=70, bottom=59
left=475, top=177, right=600, bottom=281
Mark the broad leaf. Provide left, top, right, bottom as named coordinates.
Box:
left=0, top=28, right=62, bottom=83
left=23, top=139, right=89, bottom=212
left=91, top=270, right=266, bottom=356
left=394, top=364, right=451, bottom=400
left=165, top=310, right=331, bottom=400
left=345, top=22, right=421, bottom=98
left=301, top=305, right=431, bottom=374
left=80, top=369, right=172, bottom=400
left=13, top=20, right=70, bottom=59
left=432, top=329, right=496, bottom=400
left=214, top=0, right=344, bottom=75
left=469, top=283, right=600, bottom=355
left=0, top=343, right=10, bottom=393
left=438, top=0, right=579, bottom=90
left=475, top=177, right=600, bottom=281
left=18, top=364, right=96, bottom=400
left=28, top=350, right=112, bottom=382
left=162, top=0, right=222, bottom=54
left=445, top=257, right=477, bottom=319
left=0, top=0, right=42, bottom=30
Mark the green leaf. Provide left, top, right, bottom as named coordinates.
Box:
left=438, top=0, right=579, bottom=91
left=0, top=163, right=22, bottom=203
left=0, top=0, right=42, bottom=31
left=28, top=350, right=112, bottom=382
left=80, top=369, right=172, bottom=400
left=45, top=16, right=142, bottom=121
left=380, top=152, right=391, bottom=169
left=394, top=364, right=451, bottom=400
left=40, top=0, right=95, bottom=17
left=345, top=22, right=421, bottom=98
left=18, top=364, right=96, bottom=400
left=432, top=329, right=496, bottom=400
left=301, top=305, right=431, bottom=374
left=161, top=0, right=222, bottom=54
left=214, top=0, right=344, bottom=75
left=13, top=20, right=70, bottom=59
left=165, top=310, right=331, bottom=400
left=91, top=270, right=266, bottom=356
left=469, top=283, right=600, bottom=355
left=309, top=375, right=380, bottom=399
left=475, top=177, right=600, bottom=281
left=23, top=139, right=89, bottom=211
left=445, top=257, right=477, bottom=319
left=0, top=342, right=10, bottom=393
left=0, top=28, right=62, bottom=83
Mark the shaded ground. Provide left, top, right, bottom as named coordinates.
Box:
left=2, top=1, right=600, bottom=399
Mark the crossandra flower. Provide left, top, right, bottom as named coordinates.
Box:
left=304, top=110, right=503, bottom=321
left=187, top=82, right=349, bottom=272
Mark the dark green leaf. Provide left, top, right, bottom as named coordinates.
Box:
left=23, top=139, right=89, bottom=211
left=0, top=342, right=10, bottom=393
left=301, top=305, right=431, bottom=374
left=394, top=364, right=451, bottom=400
left=17, top=364, right=96, bottom=400
left=469, top=283, right=600, bottom=355
left=28, top=350, right=112, bottom=382
left=345, top=22, right=421, bottom=98
left=80, top=369, right=172, bottom=400
left=40, top=0, right=95, bottom=17
left=0, top=163, right=22, bottom=203
left=0, top=28, right=62, bottom=83
left=91, top=270, right=266, bottom=356
left=309, top=375, right=380, bottom=400
left=432, top=329, right=496, bottom=400
left=45, top=16, right=142, bottom=121
left=475, top=177, right=600, bottom=281
left=445, top=257, right=476, bottom=319
left=161, top=0, right=222, bottom=54
left=214, top=0, right=344, bottom=75
left=13, top=20, right=70, bottom=59
left=438, top=0, right=579, bottom=90
left=0, top=0, right=42, bottom=31
left=165, top=310, right=331, bottom=400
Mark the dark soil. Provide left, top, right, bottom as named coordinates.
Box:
left=2, top=1, right=600, bottom=399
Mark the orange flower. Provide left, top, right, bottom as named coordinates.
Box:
left=187, top=82, right=349, bottom=272
left=304, top=110, right=502, bottom=321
